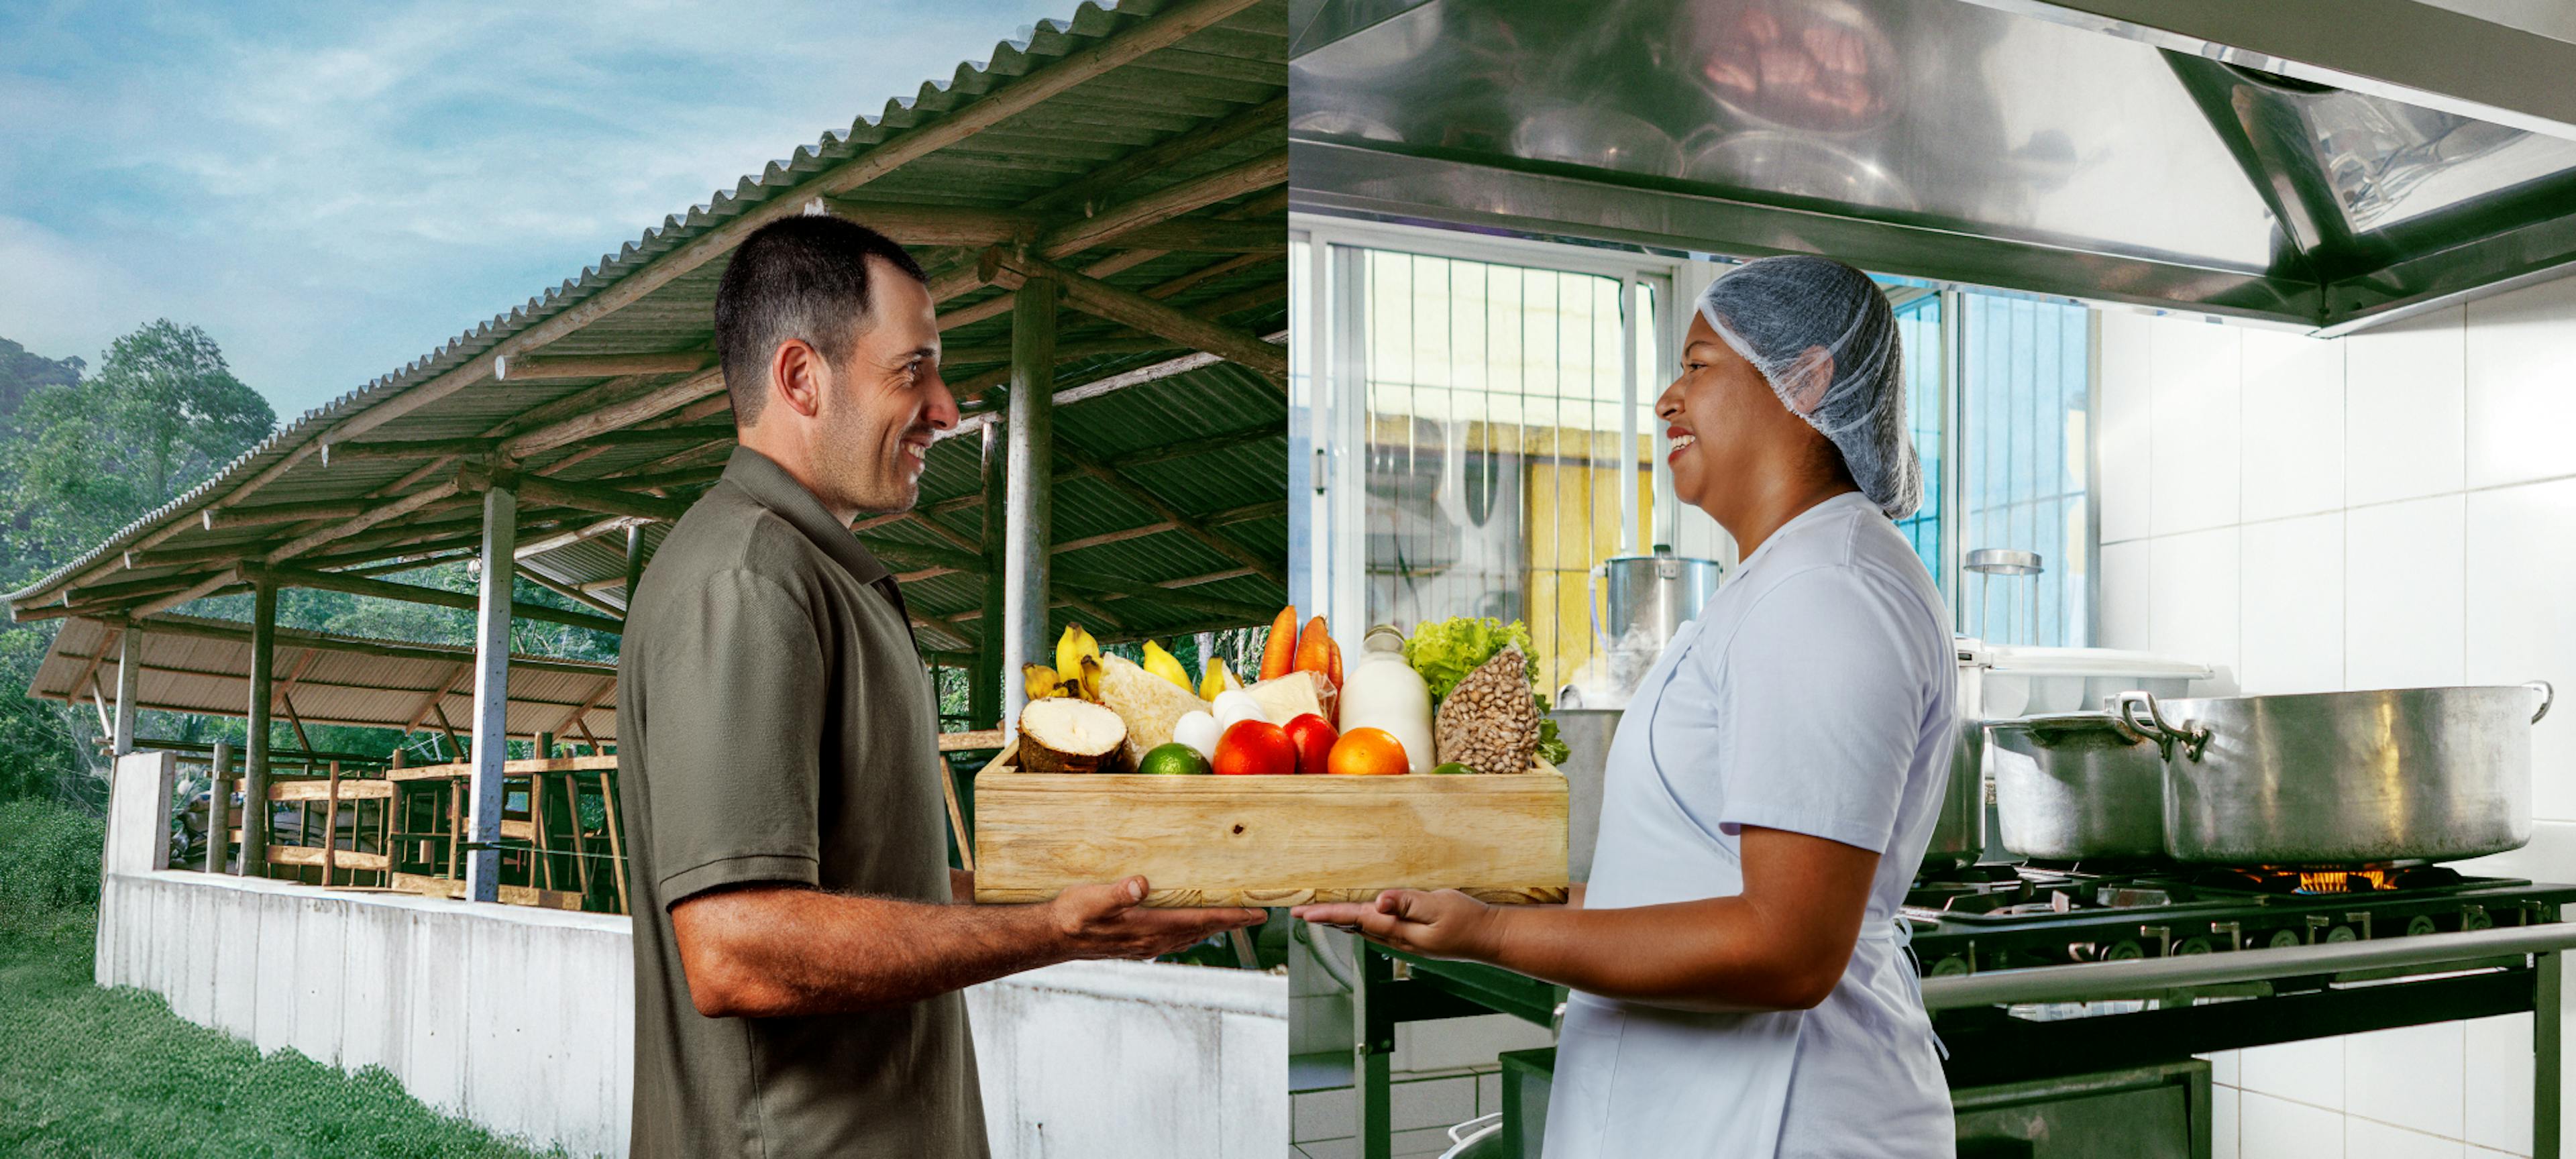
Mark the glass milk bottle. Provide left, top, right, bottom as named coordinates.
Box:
left=1340, top=624, right=1437, bottom=774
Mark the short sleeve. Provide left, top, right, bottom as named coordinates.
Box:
left=639, top=569, right=828, bottom=905
left=1710, top=567, right=1930, bottom=854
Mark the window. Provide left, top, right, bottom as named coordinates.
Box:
left=1292, top=219, right=2098, bottom=677
left=1295, top=225, right=1670, bottom=696
left=1958, top=294, right=2092, bottom=647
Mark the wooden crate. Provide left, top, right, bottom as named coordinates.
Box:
left=971, top=742, right=1568, bottom=907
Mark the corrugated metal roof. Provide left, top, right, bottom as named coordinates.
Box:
left=11, top=0, right=1288, bottom=666
left=34, top=616, right=619, bottom=742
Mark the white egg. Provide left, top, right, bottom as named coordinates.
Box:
left=1211, top=689, right=1267, bottom=731
left=1172, top=711, right=1222, bottom=761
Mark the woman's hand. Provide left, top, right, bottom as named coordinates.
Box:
left=1293, top=889, right=1504, bottom=962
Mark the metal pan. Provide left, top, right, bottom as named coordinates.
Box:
left=1986, top=712, right=2167, bottom=864
left=2118, top=683, right=2552, bottom=866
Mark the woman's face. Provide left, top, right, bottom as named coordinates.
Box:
left=1657, top=311, right=1826, bottom=514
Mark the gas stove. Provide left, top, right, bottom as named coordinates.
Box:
left=1904, top=863, right=2576, bottom=977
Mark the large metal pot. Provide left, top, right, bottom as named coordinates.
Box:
left=1986, top=713, right=2167, bottom=863
left=1919, top=642, right=1990, bottom=875
left=2119, top=683, right=2553, bottom=866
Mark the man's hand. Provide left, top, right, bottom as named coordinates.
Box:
left=950, top=868, right=974, bottom=904
left=1293, top=889, right=1501, bottom=962
left=1049, top=876, right=1266, bottom=960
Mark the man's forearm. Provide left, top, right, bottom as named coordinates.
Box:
left=681, top=887, right=1064, bottom=1017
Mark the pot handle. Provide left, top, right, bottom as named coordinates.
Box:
left=2116, top=689, right=2210, bottom=763
left=2531, top=680, right=2555, bottom=725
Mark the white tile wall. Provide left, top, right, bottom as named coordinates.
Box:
left=2243, top=1091, right=2347, bottom=1158
left=2149, top=527, right=2241, bottom=682
left=2465, top=479, right=2576, bottom=822
left=2099, top=538, right=2152, bottom=649
left=2100, top=309, right=2155, bottom=544
left=2347, top=1022, right=2465, bottom=1139
left=2345, top=307, right=2465, bottom=506
left=2465, top=276, right=2576, bottom=490
left=2096, top=276, right=2576, bottom=1159
left=2465, top=1015, right=2536, bottom=1156
left=2239, top=513, right=2345, bottom=694
left=2343, top=495, right=2467, bottom=689
left=2349, top=1118, right=2467, bottom=1159
left=2241, top=329, right=2347, bottom=522
left=2149, top=319, right=2245, bottom=535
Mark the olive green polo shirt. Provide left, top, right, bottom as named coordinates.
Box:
left=616, top=445, right=985, bottom=1159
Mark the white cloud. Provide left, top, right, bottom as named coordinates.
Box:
left=0, top=0, right=1079, bottom=417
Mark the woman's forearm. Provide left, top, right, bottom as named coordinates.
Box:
left=1484, top=897, right=1847, bottom=1013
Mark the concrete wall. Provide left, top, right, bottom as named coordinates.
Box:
left=2096, top=273, right=2576, bottom=1159
left=95, top=742, right=1287, bottom=1158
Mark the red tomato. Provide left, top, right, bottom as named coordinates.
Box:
left=1212, top=720, right=1297, bottom=776
left=1281, top=713, right=1340, bottom=775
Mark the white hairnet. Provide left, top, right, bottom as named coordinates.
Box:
left=1695, top=255, right=1921, bottom=519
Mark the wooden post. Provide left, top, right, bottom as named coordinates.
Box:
left=242, top=582, right=276, bottom=876
left=111, top=624, right=142, bottom=756
left=562, top=773, right=592, bottom=903
left=530, top=767, right=553, bottom=892
left=206, top=740, right=232, bottom=875
left=971, top=424, right=1007, bottom=730
left=321, top=760, right=340, bottom=886
left=623, top=523, right=647, bottom=606
left=598, top=771, right=629, bottom=914
left=464, top=484, right=515, bottom=903
left=1000, top=276, right=1057, bottom=730
left=445, top=782, right=463, bottom=880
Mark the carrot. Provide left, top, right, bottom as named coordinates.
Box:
left=1260, top=606, right=1298, bottom=680
left=1294, top=616, right=1330, bottom=675
left=1325, top=635, right=1344, bottom=687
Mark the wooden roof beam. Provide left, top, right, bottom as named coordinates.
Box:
left=238, top=562, right=623, bottom=637
left=466, top=472, right=690, bottom=525
left=493, top=351, right=712, bottom=381
left=202, top=501, right=370, bottom=531
left=1054, top=441, right=1283, bottom=584
left=498, top=367, right=726, bottom=459
left=977, top=248, right=1287, bottom=385
left=1033, top=148, right=1285, bottom=262
left=1026, top=94, right=1285, bottom=213
left=515, top=564, right=629, bottom=620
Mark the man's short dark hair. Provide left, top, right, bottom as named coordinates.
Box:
left=713, top=215, right=928, bottom=425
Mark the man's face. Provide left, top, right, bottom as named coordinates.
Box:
left=808, top=264, right=956, bottom=514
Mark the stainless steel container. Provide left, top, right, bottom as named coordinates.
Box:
left=2120, top=683, right=2553, bottom=865
left=1920, top=641, right=1990, bottom=875
left=1986, top=713, right=2167, bottom=863
left=1589, top=546, right=1721, bottom=657
left=1550, top=708, right=1621, bottom=884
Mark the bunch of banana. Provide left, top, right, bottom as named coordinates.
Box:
left=1023, top=624, right=1105, bottom=702
left=1140, top=640, right=1193, bottom=691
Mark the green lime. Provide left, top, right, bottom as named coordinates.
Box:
left=1431, top=761, right=1476, bottom=775
left=1139, top=742, right=1212, bottom=775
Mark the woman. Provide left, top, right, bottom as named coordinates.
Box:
left=1296, top=255, right=1957, bottom=1158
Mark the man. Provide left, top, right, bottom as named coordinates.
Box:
left=616, top=215, right=1264, bottom=1158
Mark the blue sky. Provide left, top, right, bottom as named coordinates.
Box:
left=0, top=0, right=1079, bottom=419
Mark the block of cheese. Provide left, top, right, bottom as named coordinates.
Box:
left=1246, top=670, right=1338, bottom=726
left=1095, top=653, right=1212, bottom=768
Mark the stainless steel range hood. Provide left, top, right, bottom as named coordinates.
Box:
left=1286, top=0, right=2576, bottom=333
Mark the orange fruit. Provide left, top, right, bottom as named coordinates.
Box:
left=1326, top=727, right=1409, bottom=776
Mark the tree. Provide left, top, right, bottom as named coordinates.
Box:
left=1, top=321, right=275, bottom=586
left=0, top=323, right=277, bottom=809
left=87, top=321, right=275, bottom=508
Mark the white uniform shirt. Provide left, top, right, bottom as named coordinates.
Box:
left=1547, top=492, right=1957, bottom=1158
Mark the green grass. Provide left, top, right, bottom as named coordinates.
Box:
left=0, top=800, right=564, bottom=1158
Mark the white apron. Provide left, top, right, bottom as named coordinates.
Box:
left=1541, top=620, right=1934, bottom=1159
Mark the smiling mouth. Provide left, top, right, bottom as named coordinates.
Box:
left=1668, top=431, right=1697, bottom=459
